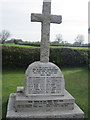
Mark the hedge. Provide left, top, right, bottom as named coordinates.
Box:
left=50, top=48, right=88, bottom=67
left=18, top=42, right=40, bottom=47
left=2, top=45, right=88, bottom=68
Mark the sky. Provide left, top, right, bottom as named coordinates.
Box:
left=0, top=0, right=89, bottom=43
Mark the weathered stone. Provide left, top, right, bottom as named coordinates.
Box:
left=24, top=62, right=65, bottom=96
left=31, top=0, right=62, bottom=62
left=6, top=92, right=84, bottom=119
left=14, top=90, right=74, bottom=112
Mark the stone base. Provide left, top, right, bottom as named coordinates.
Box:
left=15, top=89, right=75, bottom=111
left=6, top=91, right=84, bottom=120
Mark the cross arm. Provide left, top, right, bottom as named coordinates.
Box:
left=50, top=15, right=62, bottom=24
left=31, top=13, right=43, bottom=22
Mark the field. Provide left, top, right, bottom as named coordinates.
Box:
left=2, top=67, right=88, bottom=119
left=3, top=43, right=39, bottom=48
left=2, top=43, right=89, bottom=50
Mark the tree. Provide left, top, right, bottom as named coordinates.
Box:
left=0, top=30, right=11, bottom=44
left=55, top=34, right=62, bottom=43
left=74, top=35, right=84, bottom=46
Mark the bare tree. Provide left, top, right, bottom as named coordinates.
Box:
left=74, top=35, right=84, bottom=45
left=0, top=30, right=11, bottom=44
left=55, top=34, right=62, bottom=43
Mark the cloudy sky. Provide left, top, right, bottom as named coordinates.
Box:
left=0, top=0, right=88, bottom=43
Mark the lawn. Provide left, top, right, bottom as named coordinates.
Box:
left=2, top=67, right=88, bottom=119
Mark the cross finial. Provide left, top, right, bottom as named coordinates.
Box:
left=31, top=0, right=62, bottom=62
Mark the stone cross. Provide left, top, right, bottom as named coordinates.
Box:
left=31, top=0, right=62, bottom=62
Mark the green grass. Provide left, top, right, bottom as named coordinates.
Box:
left=2, top=43, right=39, bottom=48
left=2, top=68, right=25, bottom=119
left=2, top=67, right=88, bottom=119
left=50, top=46, right=89, bottom=50
left=1, top=43, right=89, bottom=50
left=62, top=67, right=88, bottom=118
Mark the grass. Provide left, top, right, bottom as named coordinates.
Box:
left=51, top=46, right=89, bottom=50
left=2, top=43, right=39, bottom=48
left=2, top=67, right=88, bottom=119
left=1, top=43, right=89, bottom=50
left=61, top=67, right=88, bottom=118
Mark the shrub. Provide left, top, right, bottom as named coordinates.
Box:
left=2, top=46, right=40, bottom=68
left=50, top=48, right=88, bottom=67
left=2, top=46, right=88, bottom=68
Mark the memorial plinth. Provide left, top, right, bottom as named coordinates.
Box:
left=6, top=62, right=84, bottom=119
left=6, top=0, right=84, bottom=119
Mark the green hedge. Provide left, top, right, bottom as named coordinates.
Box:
left=50, top=48, right=88, bottom=67
left=2, top=46, right=88, bottom=68
left=2, top=46, right=40, bottom=68
left=19, top=42, right=40, bottom=47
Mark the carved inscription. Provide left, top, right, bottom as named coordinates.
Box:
left=46, top=77, right=61, bottom=94
left=26, top=66, right=62, bottom=94
left=33, top=67, right=58, bottom=76
left=27, top=77, right=62, bottom=94
left=27, top=77, right=45, bottom=94
left=17, top=100, right=73, bottom=110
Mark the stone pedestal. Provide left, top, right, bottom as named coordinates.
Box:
left=6, top=62, right=84, bottom=119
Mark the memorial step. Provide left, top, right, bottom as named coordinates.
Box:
left=6, top=93, right=84, bottom=119
left=15, top=89, right=75, bottom=112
